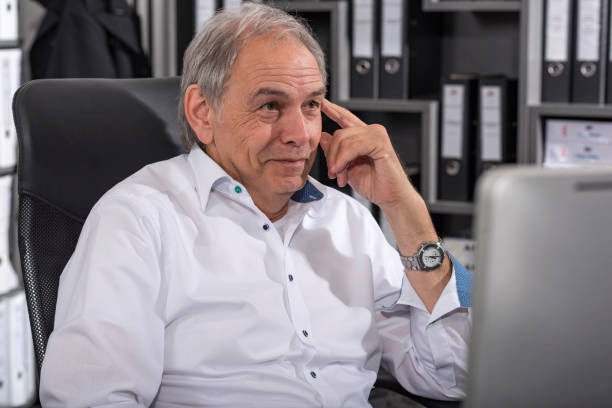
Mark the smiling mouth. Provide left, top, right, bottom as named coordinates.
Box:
left=270, top=158, right=308, bottom=169
left=271, top=158, right=306, bottom=163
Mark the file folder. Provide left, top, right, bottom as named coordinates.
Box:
left=438, top=74, right=478, bottom=202
left=0, top=48, right=21, bottom=169
left=542, top=0, right=574, bottom=102
left=223, top=0, right=242, bottom=10
left=0, top=175, right=17, bottom=295
left=0, top=0, right=18, bottom=42
left=572, top=0, right=609, bottom=103
left=351, top=0, right=377, bottom=98
left=379, top=0, right=407, bottom=99
left=8, top=291, right=33, bottom=407
left=195, top=0, right=218, bottom=32
left=606, top=2, right=612, bottom=102
left=476, top=76, right=518, bottom=176
left=0, top=297, right=8, bottom=405
left=544, top=118, right=612, bottom=166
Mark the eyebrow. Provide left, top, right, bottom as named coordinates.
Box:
left=250, top=87, right=327, bottom=100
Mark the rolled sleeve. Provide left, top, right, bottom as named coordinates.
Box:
left=377, top=255, right=472, bottom=400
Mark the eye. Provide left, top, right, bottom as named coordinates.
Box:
left=305, top=100, right=321, bottom=110
left=260, top=102, right=278, bottom=111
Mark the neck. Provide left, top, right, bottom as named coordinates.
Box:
left=260, top=201, right=289, bottom=222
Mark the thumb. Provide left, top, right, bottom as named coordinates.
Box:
left=319, top=132, right=332, bottom=157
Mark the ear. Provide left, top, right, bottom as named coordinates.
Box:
left=184, top=84, right=216, bottom=145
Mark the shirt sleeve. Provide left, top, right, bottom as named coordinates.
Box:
left=39, top=193, right=166, bottom=407
left=373, top=235, right=473, bottom=401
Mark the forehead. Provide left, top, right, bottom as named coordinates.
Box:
left=230, top=33, right=324, bottom=94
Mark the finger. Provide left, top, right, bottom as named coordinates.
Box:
left=321, top=99, right=367, bottom=129
left=331, top=135, right=378, bottom=176
left=326, top=127, right=371, bottom=173
left=319, top=131, right=332, bottom=157
left=337, top=169, right=349, bottom=188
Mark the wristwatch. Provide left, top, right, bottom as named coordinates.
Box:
left=399, top=239, right=446, bottom=271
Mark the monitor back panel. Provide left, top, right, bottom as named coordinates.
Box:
left=466, top=166, right=612, bottom=407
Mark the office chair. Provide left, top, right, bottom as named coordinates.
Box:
left=12, top=77, right=457, bottom=408
left=13, top=76, right=184, bottom=374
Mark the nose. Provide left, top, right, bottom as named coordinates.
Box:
left=278, top=107, right=314, bottom=147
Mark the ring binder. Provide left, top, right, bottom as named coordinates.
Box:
left=542, top=0, right=575, bottom=102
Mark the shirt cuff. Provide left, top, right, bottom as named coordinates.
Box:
left=393, top=253, right=473, bottom=323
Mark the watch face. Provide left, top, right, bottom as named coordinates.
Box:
left=419, top=244, right=444, bottom=270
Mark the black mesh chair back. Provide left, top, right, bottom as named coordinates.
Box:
left=12, top=77, right=184, bottom=377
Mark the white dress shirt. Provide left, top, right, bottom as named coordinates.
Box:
left=40, top=147, right=472, bottom=407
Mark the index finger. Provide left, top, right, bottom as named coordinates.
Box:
left=321, top=99, right=367, bottom=129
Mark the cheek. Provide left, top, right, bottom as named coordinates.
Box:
left=238, top=121, right=276, bottom=164
left=309, top=122, right=322, bottom=147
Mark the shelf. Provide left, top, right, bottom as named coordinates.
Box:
left=0, top=166, right=16, bottom=177
left=422, top=0, right=520, bottom=12
left=338, top=98, right=437, bottom=113
left=428, top=200, right=474, bottom=215
left=0, top=40, right=20, bottom=49
left=529, top=104, right=612, bottom=119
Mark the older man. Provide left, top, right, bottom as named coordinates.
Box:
left=40, top=3, right=471, bottom=407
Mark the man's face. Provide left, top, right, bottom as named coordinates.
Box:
left=205, top=33, right=325, bottom=204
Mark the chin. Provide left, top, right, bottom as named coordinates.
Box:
left=271, top=176, right=308, bottom=195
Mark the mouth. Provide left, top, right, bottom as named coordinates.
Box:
left=270, top=158, right=307, bottom=168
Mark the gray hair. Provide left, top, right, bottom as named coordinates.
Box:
left=179, top=2, right=328, bottom=150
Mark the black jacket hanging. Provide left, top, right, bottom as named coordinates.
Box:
left=30, top=0, right=150, bottom=79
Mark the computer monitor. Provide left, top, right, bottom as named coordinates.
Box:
left=465, top=165, right=612, bottom=407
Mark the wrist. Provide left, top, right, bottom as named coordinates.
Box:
left=381, top=196, right=438, bottom=256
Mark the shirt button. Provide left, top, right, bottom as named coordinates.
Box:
left=310, top=371, right=317, bottom=379
left=234, top=186, right=242, bottom=194
left=263, top=224, right=270, bottom=231
left=288, top=274, right=294, bottom=281
left=302, top=330, right=309, bottom=337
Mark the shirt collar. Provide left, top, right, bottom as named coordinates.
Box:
left=187, top=147, right=325, bottom=211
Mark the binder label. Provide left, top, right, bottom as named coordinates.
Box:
left=441, top=85, right=465, bottom=159
left=353, top=0, right=374, bottom=58
left=577, top=0, right=602, bottom=61
left=0, top=49, right=20, bottom=168
left=480, top=86, right=502, bottom=161
left=545, top=0, right=571, bottom=61
left=381, top=0, right=403, bottom=57
left=0, top=0, right=18, bottom=42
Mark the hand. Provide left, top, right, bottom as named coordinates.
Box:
left=319, top=99, right=415, bottom=209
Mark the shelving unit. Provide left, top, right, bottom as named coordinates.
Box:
left=423, top=0, right=521, bottom=13
left=427, top=4, right=520, bottom=229
left=519, top=0, right=612, bottom=168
